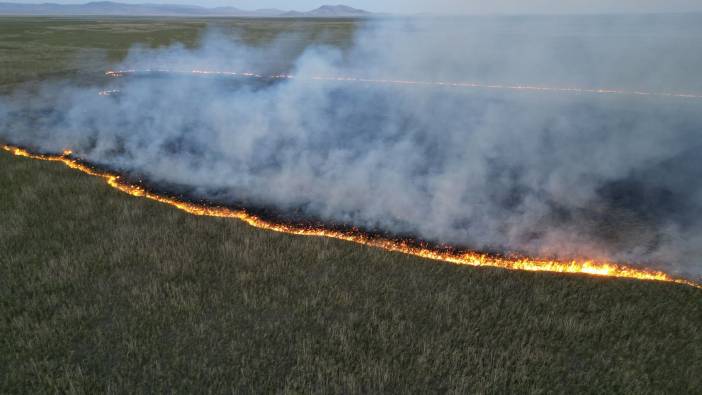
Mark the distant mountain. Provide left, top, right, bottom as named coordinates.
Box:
left=0, top=1, right=374, bottom=17
left=0, top=1, right=219, bottom=15
left=249, top=8, right=286, bottom=17
left=284, top=5, right=370, bottom=17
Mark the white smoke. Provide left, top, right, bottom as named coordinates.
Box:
left=2, top=15, right=701, bottom=277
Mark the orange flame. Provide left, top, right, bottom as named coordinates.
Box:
left=2, top=144, right=700, bottom=289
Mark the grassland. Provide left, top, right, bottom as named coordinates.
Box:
left=0, top=17, right=356, bottom=89
left=1, top=18, right=701, bottom=393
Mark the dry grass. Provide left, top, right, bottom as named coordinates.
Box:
left=0, top=17, right=701, bottom=393
left=1, top=135, right=701, bottom=394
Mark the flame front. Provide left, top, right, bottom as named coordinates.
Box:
left=2, top=144, right=700, bottom=288
left=105, top=69, right=702, bottom=99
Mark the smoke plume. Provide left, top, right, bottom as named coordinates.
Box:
left=2, top=15, right=701, bottom=277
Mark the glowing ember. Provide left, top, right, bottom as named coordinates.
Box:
left=105, top=69, right=702, bottom=100
left=2, top=144, right=699, bottom=288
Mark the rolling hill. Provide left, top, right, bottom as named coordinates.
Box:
left=0, top=1, right=373, bottom=16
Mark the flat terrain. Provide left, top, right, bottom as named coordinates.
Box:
left=1, top=18, right=701, bottom=393
left=0, top=17, right=356, bottom=89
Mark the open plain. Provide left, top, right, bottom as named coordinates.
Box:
left=1, top=18, right=701, bottom=393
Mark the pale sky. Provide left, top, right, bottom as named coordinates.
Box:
left=9, top=0, right=702, bottom=14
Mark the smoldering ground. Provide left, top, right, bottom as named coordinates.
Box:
left=1, top=16, right=702, bottom=277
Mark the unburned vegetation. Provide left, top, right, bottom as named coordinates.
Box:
left=0, top=17, right=701, bottom=393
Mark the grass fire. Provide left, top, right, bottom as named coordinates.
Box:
left=2, top=143, right=699, bottom=288
left=105, top=69, right=702, bottom=99
left=1, top=11, right=701, bottom=394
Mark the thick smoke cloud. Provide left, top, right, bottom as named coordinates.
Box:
left=1, top=15, right=701, bottom=277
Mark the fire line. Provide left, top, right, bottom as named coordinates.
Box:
left=104, top=69, right=702, bottom=99
left=2, top=144, right=700, bottom=289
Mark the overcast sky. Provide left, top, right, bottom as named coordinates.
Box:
left=7, top=0, right=702, bottom=14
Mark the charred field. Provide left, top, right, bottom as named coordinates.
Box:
left=1, top=17, right=701, bottom=393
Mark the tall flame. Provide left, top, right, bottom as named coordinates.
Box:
left=2, top=144, right=699, bottom=288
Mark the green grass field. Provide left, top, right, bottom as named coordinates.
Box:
left=0, top=17, right=356, bottom=90
left=1, top=18, right=701, bottom=393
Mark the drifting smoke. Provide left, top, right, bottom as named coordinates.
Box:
left=1, top=15, right=702, bottom=278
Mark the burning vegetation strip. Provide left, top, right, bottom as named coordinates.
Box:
left=2, top=143, right=700, bottom=289
left=106, top=69, right=702, bottom=99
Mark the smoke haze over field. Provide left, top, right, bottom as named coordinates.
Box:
left=2, top=15, right=702, bottom=277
